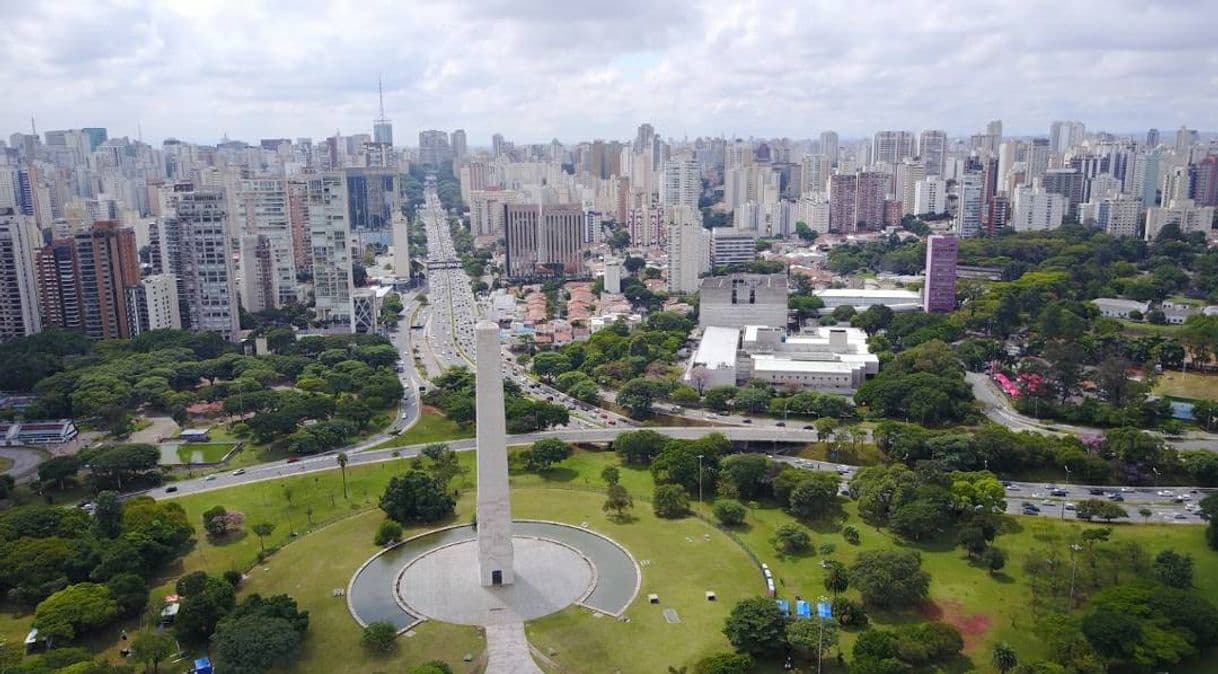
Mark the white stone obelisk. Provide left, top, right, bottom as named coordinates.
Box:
left=475, top=320, right=514, bottom=586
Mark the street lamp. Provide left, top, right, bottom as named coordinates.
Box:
left=697, top=454, right=704, bottom=503
left=1069, top=543, right=1083, bottom=607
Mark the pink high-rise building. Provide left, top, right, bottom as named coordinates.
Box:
left=923, top=234, right=958, bottom=313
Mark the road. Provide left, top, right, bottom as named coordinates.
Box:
left=967, top=372, right=1218, bottom=452
left=150, top=425, right=1211, bottom=525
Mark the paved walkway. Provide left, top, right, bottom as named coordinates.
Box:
left=0, top=447, right=45, bottom=482
left=484, top=623, right=543, bottom=674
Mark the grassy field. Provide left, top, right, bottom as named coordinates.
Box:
left=372, top=408, right=473, bottom=450
left=1154, top=370, right=1218, bottom=401
left=175, top=442, right=238, bottom=464
left=0, top=456, right=12, bottom=474
left=4, top=444, right=1216, bottom=672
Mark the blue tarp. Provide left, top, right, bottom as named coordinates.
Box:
left=796, top=600, right=811, bottom=619
left=776, top=599, right=790, bottom=615
left=192, top=657, right=213, bottom=674
left=817, top=600, right=833, bottom=619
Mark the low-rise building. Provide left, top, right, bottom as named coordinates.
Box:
left=1091, top=297, right=1148, bottom=319
left=684, top=325, right=877, bottom=394
left=699, top=274, right=789, bottom=329
left=814, top=288, right=921, bottom=312
left=0, top=420, right=79, bottom=446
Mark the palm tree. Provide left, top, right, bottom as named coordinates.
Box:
left=337, top=452, right=349, bottom=499
left=824, top=561, right=849, bottom=596
left=1139, top=508, right=1153, bottom=523
left=992, top=642, right=1018, bottom=673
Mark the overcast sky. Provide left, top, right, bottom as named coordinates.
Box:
left=2, top=0, right=1215, bottom=147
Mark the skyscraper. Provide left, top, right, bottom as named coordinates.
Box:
left=451, top=129, right=467, bottom=160
left=172, top=190, right=241, bottom=340
left=0, top=209, right=41, bottom=339
left=955, top=170, right=983, bottom=237
left=872, top=131, right=915, bottom=166
left=918, top=130, right=948, bottom=177
left=239, top=234, right=277, bottom=314
left=503, top=203, right=585, bottom=279
left=819, top=131, right=839, bottom=165
left=856, top=171, right=889, bottom=228
left=305, top=174, right=354, bottom=328
left=828, top=173, right=858, bottom=232
left=237, top=178, right=296, bottom=306
left=1145, top=128, right=1160, bottom=149
left=667, top=221, right=710, bottom=294
left=392, top=212, right=411, bottom=278
left=661, top=155, right=701, bottom=208
left=922, top=234, right=957, bottom=313
left=418, top=130, right=450, bottom=166
left=35, top=239, right=83, bottom=332
left=74, top=221, right=140, bottom=339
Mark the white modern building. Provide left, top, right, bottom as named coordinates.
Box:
left=392, top=211, right=411, bottom=277
left=305, top=173, right=354, bottom=328
left=913, top=178, right=948, bottom=215
left=685, top=325, right=878, bottom=394
left=602, top=257, right=622, bottom=294
left=710, top=227, right=757, bottom=268
left=699, top=274, right=789, bottom=329
left=1080, top=195, right=1140, bottom=238
left=813, top=288, right=922, bottom=312
left=667, top=222, right=710, bottom=294
left=955, top=171, right=983, bottom=237
left=0, top=209, right=41, bottom=339
left=1091, top=297, right=1148, bottom=319
left=1011, top=185, right=1066, bottom=231
left=236, top=178, right=297, bottom=306
left=172, top=190, right=241, bottom=341
left=661, top=155, right=700, bottom=209
left=141, top=274, right=181, bottom=331
left=793, top=193, right=831, bottom=233
left=1146, top=199, right=1215, bottom=241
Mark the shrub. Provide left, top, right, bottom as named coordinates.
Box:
left=713, top=499, right=747, bottom=526
left=772, top=523, right=812, bottom=554
left=374, top=519, right=404, bottom=546
left=361, top=621, right=398, bottom=654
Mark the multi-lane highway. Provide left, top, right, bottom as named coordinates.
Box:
left=153, top=425, right=1211, bottom=524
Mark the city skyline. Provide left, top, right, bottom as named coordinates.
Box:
left=3, top=0, right=1216, bottom=144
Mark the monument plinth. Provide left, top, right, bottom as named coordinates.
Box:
left=475, top=320, right=514, bottom=586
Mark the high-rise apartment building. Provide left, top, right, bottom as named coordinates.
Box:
left=304, top=174, right=354, bottom=328
left=918, top=130, right=948, bottom=177
left=661, top=156, right=700, bottom=209
left=239, top=234, right=277, bottom=314
left=914, top=178, right=948, bottom=215
left=1026, top=138, right=1052, bottom=179
left=451, top=129, right=467, bottom=160
left=955, top=170, right=984, bottom=237
left=74, top=221, right=140, bottom=340
left=872, top=131, right=915, bottom=166
left=1175, top=127, right=1198, bottom=154
left=171, top=190, right=241, bottom=340
left=710, top=228, right=757, bottom=268
left=1081, top=194, right=1140, bottom=238
left=1192, top=155, right=1218, bottom=207
left=236, top=178, right=296, bottom=306
left=503, top=203, right=585, bottom=279
left=392, top=212, right=411, bottom=278
left=135, top=274, right=181, bottom=333
left=828, top=173, right=857, bottom=232
left=418, top=130, right=450, bottom=166
left=1011, top=185, right=1066, bottom=231
left=667, top=221, right=710, bottom=294
left=856, top=172, right=889, bottom=229
left=0, top=209, right=41, bottom=339
left=459, top=161, right=490, bottom=202
left=1146, top=199, right=1215, bottom=241
left=35, top=239, right=83, bottom=332
left=923, top=234, right=958, bottom=313
left=1050, top=121, right=1086, bottom=154
left=894, top=160, right=926, bottom=216
left=1041, top=169, right=1086, bottom=218
left=819, top=131, right=839, bottom=165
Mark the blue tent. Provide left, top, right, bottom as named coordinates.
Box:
left=192, top=657, right=213, bottom=674
left=795, top=600, right=811, bottom=619
left=817, top=600, right=833, bottom=619
left=775, top=599, right=790, bottom=615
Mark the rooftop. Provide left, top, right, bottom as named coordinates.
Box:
left=690, top=326, right=740, bottom=369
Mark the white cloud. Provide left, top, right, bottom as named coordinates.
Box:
left=0, top=0, right=1214, bottom=146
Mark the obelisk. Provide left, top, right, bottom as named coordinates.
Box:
left=475, top=320, right=514, bottom=586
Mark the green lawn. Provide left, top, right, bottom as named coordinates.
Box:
left=372, top=408, right=473, bottom=450
left=0, top=456, right=12, bottom=474
left=175, top=442, right=238, bottom=464
left=1154, top=370, right=1218, bottom=401
left=5, top=444, right=1216, bottom=672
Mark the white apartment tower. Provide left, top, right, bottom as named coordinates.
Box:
left=0, top=210, right=41, bottom=339
left=918, top=130, right=948, bottom=177
left=1011, top=185, right=1066, bottom=231
left=305, top=174, right=354, bottom=328
left=661, top=155, right=700, bottom=209
left=914, top=178, right=948, bottom=215
left=667, top=221, right=710, bottom=294
left=955, top=171, right=984, bottom=237
left=392, top=211, right=411, bottom=277
left=236, top=178, right=297, bottom=306
left=172, top=190, right=241, bottom=340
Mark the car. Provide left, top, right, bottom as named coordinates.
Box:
left=165, top=486, right=178, bottom=493
left=205, top=475, right=216, bottom=481
left=1022, top=503, right=1041, bottom=513
left=803, top=425, right=814, bottom=430
left=1064, top=503, right=1076, bottom=510
left=1173, top=513, right=1188, bottom=520
left=742, top=418, right=753, bottom=424
left=286, top=457, right=300, bottom=464
left=608, top=420, right=616, bottom=425
left=1005, top=484, right=1021, bottom=491
left=775, top=422, right=786, bottom=427
left=1050, top=489, right=1068, bottom=497
left=1088, top=488, right=1105, bottom=495
left=1109, top=494, right=1125, bottom=502
left=232, top=469, right=246, bottom=476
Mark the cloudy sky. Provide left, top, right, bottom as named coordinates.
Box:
left=2, top=0, right=1214, bottom=147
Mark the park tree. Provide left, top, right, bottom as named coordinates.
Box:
left=422, top=443, right=465, bottom=489
left=992, top=642, right=1018, bottom=673
left=374, top=519, right=404, bottom=546
left=722, top=597, right=787, bottom=656
left=175, top=575, right=236, bottom=643
left=693, top=652, right=753, bottom=674
left=531, top=352, right=573, bottom=380
left=949, top=471, right=1006, bottom=514
left=652, top=484, right=690, bottom=519
left=703, top=386, right=737, bottom=412
left=379, top=470, right=457, bottom=524
left=823, top=561, right=849, bottom=596
left=787, top=472, right=840, bottom=519
left=603, top=484, right=634, bottom=520
left=336, top=452, right=349, bottom=499
left=850, top=550, right=931, bottom=608
left=982, top=547, right=1008, bottom=575
left=719, top=454, right=770, bottom=500
left=771, top=523, right=812, bottom=554
left=1074, top=499, right=1129, bottom=522
left=104, top=573, right=148, bottom=617
left=361, top=621, right=398, bottom=655
left=615, top=429, right=668, bottom=465
left=132, top=630, right=177, bottom=673
left=600, top=465, right=620, bottom=486
left=787, top=618, right=839, bottom=665
left=212, top=613, right=304, bottom=673
left=251, top=522, right=276, bottom=552
left=1152, top=549, right=1194, bottom=588
left=617, top=377, right=666, bottom=418
left=37, top=456, right=81, bottom=490
left=522, top=438, right=572, bottom=473
left=34, top=583, right=119, bottom=645
left=713, top=499, right=747, bottom=526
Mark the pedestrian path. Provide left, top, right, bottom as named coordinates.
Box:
left=485, top=623, right=543, bottom=674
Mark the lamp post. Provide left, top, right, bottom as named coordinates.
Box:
left=1069, top=543, right=1082, bottom=607
left=697, top=454, right=704, bottom=503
